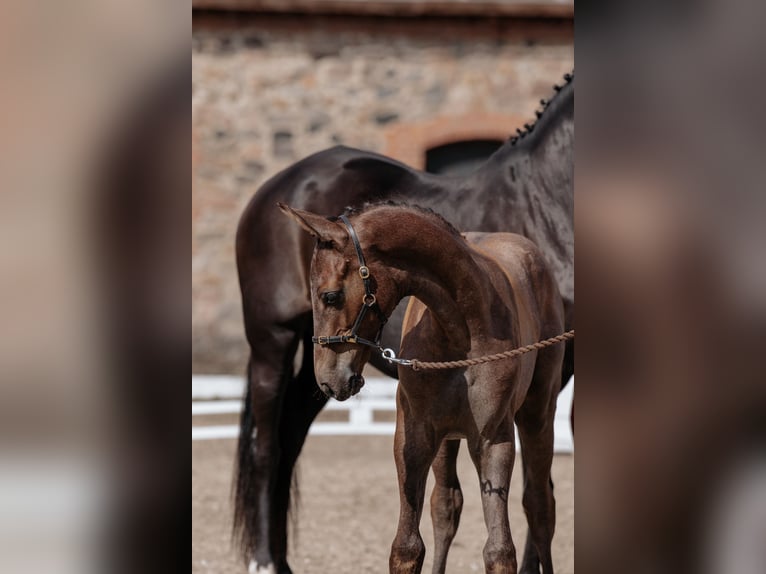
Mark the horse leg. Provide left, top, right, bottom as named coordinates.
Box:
left=270, top=335, right=327, bottom=571
left=561, top=299, right=574, bottom=392
left=429, top=439, right=463, bottom=574
left=562, top=338, right=574, bottom=435
left=515, top=359, right=560, bottom=574
left=234, top=325, right=302, bottom=574
left=390, top=400, right=438, bottom=574
left=561, top=338, right=574, bottom=391
left=515, top=417, right=556, bottom=574
left=562, top=301, right=574, bottom=433
left=468, top=425, right=517, bottom=574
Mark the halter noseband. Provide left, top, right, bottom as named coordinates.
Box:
left=311, top=214, right=388, bottom=350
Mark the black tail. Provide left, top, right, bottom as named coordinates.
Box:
left=232, top=358, right=257, bottom=562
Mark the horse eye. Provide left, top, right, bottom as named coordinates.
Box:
left=322, top=291, right=343, bottom=307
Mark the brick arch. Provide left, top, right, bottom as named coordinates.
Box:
left=383, top=112, right=525, bottom=170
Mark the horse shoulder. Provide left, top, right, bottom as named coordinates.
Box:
left=465, top=233, right=562, bottom=331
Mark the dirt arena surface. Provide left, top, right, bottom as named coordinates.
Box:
left=193, top=435, right=573, bottom=573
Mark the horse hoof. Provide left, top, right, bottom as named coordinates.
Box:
left=248, top=561, right=277, bottom=574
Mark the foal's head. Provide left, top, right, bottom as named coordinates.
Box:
left=279, top=203, right=396, bottom=401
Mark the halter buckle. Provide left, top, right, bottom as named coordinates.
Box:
left=363, top=293, right=376, bottom=307
left=315, top=336, right=330, bottom=345
left=359, top=266, right=370, bottom=279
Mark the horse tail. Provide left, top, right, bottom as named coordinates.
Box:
left=232, top=357, right=256, bottom=561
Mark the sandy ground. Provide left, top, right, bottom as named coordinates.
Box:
left=193, top=436, right=573, bottom=574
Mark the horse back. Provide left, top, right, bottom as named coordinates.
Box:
left=464, top=232, right=564, bottom=343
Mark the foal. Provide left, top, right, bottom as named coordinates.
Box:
left=279, top=202, right=564, bottom=574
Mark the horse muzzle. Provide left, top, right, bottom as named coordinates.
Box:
left=319, top=373, right=365, bottom=401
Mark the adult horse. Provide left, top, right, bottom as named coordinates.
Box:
left=234, top=74, right=573, bottom=573
left=281, top=202, right=565, bottom=574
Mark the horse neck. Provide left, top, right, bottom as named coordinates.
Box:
left=525, top=80, right=574, bottom=162
left=475, top=81, right=574, bottom=301
left=367, top=211, right=495, bottom=351
left=484, top=79, right=574, bottom=196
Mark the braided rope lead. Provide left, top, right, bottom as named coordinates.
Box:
left=407, top=330, right=574, bottom=371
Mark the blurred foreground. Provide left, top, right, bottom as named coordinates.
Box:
left=0, top=2, right=187, bottom=573
left=577, top=2, right=766, bottom=573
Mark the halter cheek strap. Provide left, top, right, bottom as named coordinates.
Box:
left=311, top=215, right=388, bottom=349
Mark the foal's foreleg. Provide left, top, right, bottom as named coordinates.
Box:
left=469, top=429, right=517, bottom=574
left=430, top=439, right=463, bottom=574
left=390, top=405, right=438, bottom=574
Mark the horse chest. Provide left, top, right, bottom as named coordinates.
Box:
left=399, top=365, right=526, bottom=437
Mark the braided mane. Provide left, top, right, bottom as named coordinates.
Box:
left=508, top=71, right=573, bottom=146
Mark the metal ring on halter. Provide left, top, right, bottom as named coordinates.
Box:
left=381, top=348, right=413, bottom=366
left=359, top=266, right=370, bottom=279
left=363, top=293, right=376, bottom=306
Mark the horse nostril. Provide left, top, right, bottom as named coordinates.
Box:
left=319, top=383, right=335, bottom=398
left=349, top=374, right=365, bottom=392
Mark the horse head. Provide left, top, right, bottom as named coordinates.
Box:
left=279, top=203, right=396, bottom=401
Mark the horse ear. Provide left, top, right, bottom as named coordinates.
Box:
left=277, top=203, right=347, bottom=245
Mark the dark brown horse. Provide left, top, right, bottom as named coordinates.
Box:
left=235, top=74, right=573, bottom=573
left=280, top=202, right=564, bottom=574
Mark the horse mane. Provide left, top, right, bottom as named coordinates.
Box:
left=507, top=71, right=573, bottom=146
left=337, top=200, right=463, bottom=239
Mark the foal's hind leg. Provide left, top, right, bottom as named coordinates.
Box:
left=430, top=439, right=463, bottom=574
left=516, top=413, right=556, bottom=574
left=516, top=354, right=560, bottom=574
left=468, top=423, right=517, bottom=574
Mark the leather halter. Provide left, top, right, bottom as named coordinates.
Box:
left=311, top=214, right=388, bottom=349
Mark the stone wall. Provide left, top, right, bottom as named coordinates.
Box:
left=192, top=13, right=573, bottom=373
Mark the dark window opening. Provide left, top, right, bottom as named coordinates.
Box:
left=425, top=139, right=503, bottom=176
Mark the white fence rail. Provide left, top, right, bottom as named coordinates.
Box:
left=192, top=375, right=573, bottom=453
